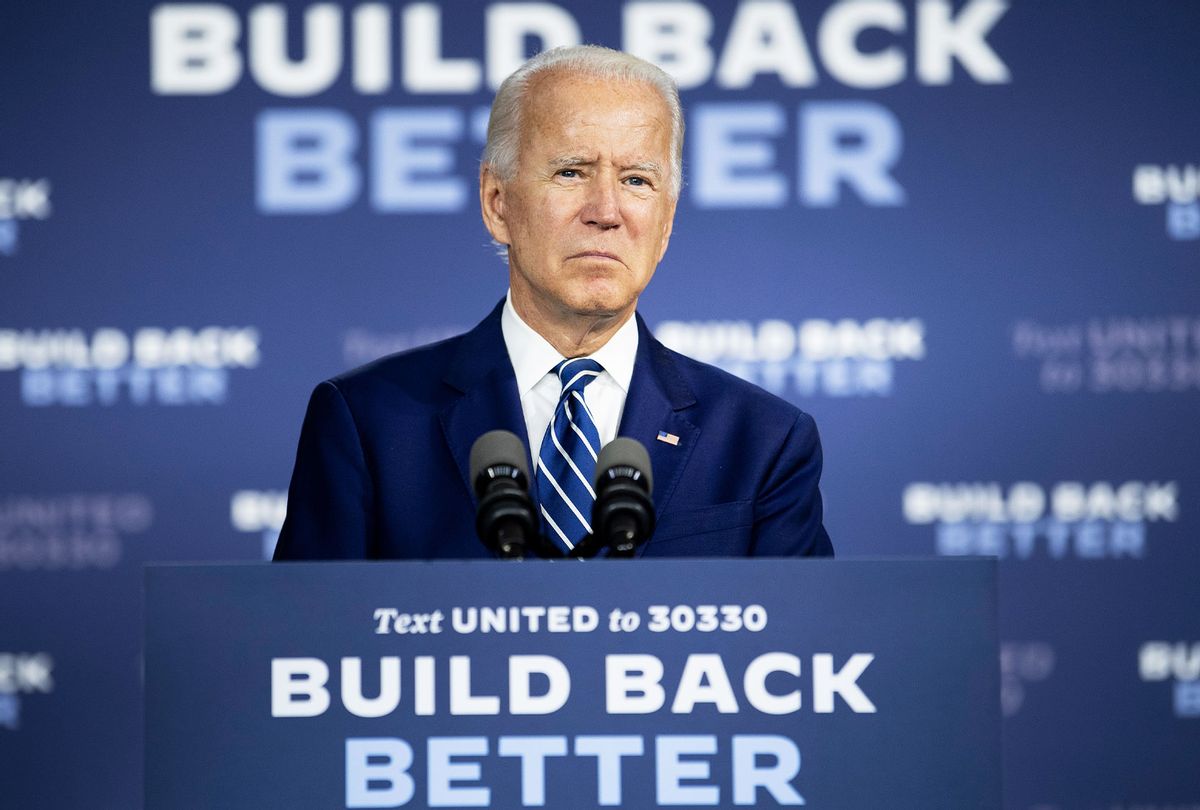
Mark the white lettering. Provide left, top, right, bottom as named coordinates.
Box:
left=624, top=1, right=714, bottom=89
left=606, top=654, right=666, bottom=714
left=151, top=4, right=242, bottom=94
left=271, top=657, right=330, bottom=717
left=819, top=0, right=906, bottom=88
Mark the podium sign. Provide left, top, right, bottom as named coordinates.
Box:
left=145, top=559, right=998, bottom=808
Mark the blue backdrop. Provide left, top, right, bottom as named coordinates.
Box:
left=1, top=1, right=1197, bottom=807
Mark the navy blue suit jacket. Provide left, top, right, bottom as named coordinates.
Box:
left=274, top=302, right=832, bottom=559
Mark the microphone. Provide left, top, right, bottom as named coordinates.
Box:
left=575, top=437, right=656, bottom=558
left=470, top=430, right=539, bottom=559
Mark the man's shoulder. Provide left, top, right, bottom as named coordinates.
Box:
left=323, top=332, right=468, bottom=402
left=650, top=337, right=809, bottom=424
left=324, top=300, right=506, bottom=401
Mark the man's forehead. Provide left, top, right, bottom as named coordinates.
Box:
left=524, top=71, right=669, bottom=126
left=528, top=67, right=659, bottom=98
left=519, top=73, right=670, bottom=156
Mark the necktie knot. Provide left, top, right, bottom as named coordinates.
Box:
left=554, top=358, right=603, bottom=398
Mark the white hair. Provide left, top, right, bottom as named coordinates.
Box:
left=482, top=45, right=684, bottom=200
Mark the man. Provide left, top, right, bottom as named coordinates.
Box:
left=274, top=45, right=832, bottom=560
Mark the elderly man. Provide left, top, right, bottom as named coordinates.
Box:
left=274, top=45, right=832, bottom=560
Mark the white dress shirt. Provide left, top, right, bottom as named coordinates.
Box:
left=500, top=291, right=638, bottom=461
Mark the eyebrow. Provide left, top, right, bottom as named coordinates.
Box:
left=547, top=155, right=664, bottom=177
left=624, top=161, right=664, bottom=177
left=548, top=155, right=593, bottom=168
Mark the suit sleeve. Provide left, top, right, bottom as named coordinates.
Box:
left=273, top=381, right=376, bottom=560
left=750, top=410, right=834, bottom=557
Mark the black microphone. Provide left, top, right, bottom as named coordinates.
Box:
left=470, top=430, right=539, bottom=559
left=575, top=437, right=656, bottom=558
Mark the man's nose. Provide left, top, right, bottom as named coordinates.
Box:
left=581, top=177, right=622, bottom=229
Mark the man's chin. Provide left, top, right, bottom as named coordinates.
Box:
left=564, top=291, right=636, bottom=321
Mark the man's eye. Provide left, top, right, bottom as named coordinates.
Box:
left=625, top=176, right=648, bottom=186
left=558, top=169, right=579, bottom=178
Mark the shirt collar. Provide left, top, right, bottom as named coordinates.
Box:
left=501, top=290, right=639, bottom=396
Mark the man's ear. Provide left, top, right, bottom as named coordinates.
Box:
left=656, top=198, right=678, bottom=263
left=479, top=165, right=511, bottom=246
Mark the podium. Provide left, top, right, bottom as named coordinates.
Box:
left=145, top=559, right=999, bottom=808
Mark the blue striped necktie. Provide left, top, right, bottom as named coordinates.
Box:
left=536, top=357, right=603, bottom=551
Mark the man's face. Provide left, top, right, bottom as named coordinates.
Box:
left=481, top=71, right=677, bottom=330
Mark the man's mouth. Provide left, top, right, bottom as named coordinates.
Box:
left=569, top=251, right=621, bottom=262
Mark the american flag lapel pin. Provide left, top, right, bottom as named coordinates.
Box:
left=656, top=431, right=680, bottom=446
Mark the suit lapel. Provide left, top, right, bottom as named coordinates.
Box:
left=620, top=315, right=698, bottom=556
left=439, top=301, right=528, bottom=506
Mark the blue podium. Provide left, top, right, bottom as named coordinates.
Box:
left=145, top=559, right=998, bottom=808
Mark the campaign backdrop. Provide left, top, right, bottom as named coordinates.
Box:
left=1, top=1, right=1197, bottom=807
